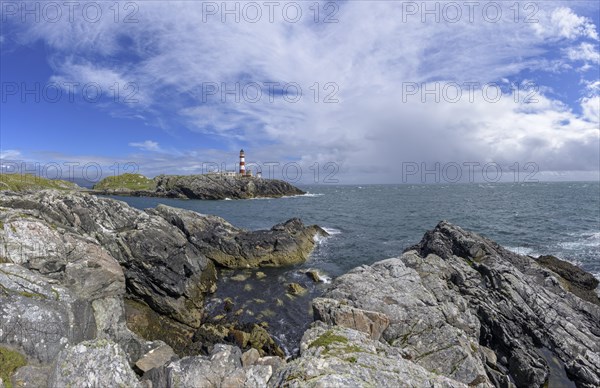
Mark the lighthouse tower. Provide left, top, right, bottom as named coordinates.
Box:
left=239, top=149, right=245, bottom=176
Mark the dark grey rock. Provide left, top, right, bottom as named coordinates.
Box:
left=152, top=174, right=304, bottom=200
left=536, top=254, right=599, bottom=305
left=93, top=174, right=305, bottom=200
left=0, top=191, right=217, bottom=328
left=151, top=205, right=327, bottom=268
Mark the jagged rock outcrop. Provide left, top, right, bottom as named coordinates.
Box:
left=297, top=221, right=599, bottom=388
left=154, top=174, right=305, bottom=199
left=314, top=254, right=491, bottom=387
left=92, top=173, right=305, bottom=200
left=269, top=322, right=467, bottom=387
left=151, top=205, right=327, bottom=268
left=0, top=190, right=217, bottom=328
left=406, top=221, right=599, bottom=387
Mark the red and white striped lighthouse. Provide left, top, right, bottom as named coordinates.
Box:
left=239, top=149, right=245, bottom=176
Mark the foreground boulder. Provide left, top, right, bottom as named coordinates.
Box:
left=151, top=205, right=327, bottom=268
left=92, top=173, right=305, bottom=200
left=144, top=344, right=281, bottom=388
left=301, top=221, right=600, bottom=388
left=269, top=322, right=466, bottom=387
left=49, top=339, right=142, bottom=388
left=0, top=264, right=93, bottom=363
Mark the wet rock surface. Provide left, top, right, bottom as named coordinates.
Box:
left=535, top=254, right=600, bottom=305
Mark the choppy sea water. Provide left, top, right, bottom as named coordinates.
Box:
left=114, top=182, right=600, bottom=355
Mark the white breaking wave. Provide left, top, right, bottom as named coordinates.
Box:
left=559, top=232, right=600, bottom=250
left=313, top=233, right=327, bottom=244
left=275, top=192, right=324, bottom=199
left=505, top=245, right=591, bottom=269
left=318, top=273, right=332, bottom=284
left=322, top=227, right=341, bottom=236
left=505, top=246, right=539, bottom=257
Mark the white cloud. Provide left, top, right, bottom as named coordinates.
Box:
left=0, top=149, right=22, bottom=160
left=581, top=96, right=600, bottom=123
left=534, top=6, right=599, bottom=40
left=583, top=80, right=600, bottom=96
left=3, top=1, right=600, bottom=182
left=566, top=42, right=600, bottom=64
left=129, top=140, right=161, bottom=152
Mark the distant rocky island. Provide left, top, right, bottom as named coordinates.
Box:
left=91, top=173, right=305, bottom=200
left=0, top=189, right=599, bottom=387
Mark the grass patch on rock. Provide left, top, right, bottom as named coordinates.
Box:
left=0, top=346, right=27, bottom=388
left=308, top=330, right=349, bottom=349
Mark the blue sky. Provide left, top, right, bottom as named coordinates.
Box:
left=1, top=1, right=599, bottom=184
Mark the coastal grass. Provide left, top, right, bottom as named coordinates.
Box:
left=0, top=346, right=27, bottom=388
left=308, top=331, right=349, bottom=349
left=0, top=174, right=78, bottom=191
left=92, top=173, right=156, bottom=191
left=308, top=330, right=370, bottom=359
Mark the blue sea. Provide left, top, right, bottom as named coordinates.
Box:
left=114, top=182, right=600, bottom=355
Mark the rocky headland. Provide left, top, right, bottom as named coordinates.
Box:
left=91, top=173, right=305, bottom=200
left=1, top=191, right=599, bottom=387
